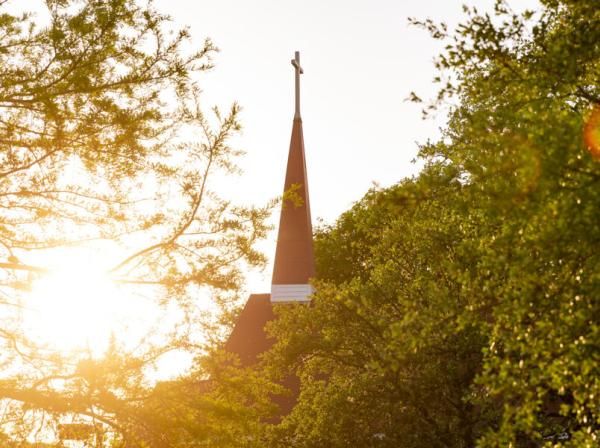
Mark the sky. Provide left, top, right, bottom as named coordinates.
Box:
left=151, top=0, right=540, bottom=291
left=7, top=0, right=540, bottom=293
left=3, top=0, right=543, bottom=378
left=155, top=0, right=455, bottom=223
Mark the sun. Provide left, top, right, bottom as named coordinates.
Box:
left=22, top=249, right=140, bottom=357
left=19, top=248, right=196, bottom=379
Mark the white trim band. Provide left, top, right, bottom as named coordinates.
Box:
left=271, top=284, right=313, bottom=303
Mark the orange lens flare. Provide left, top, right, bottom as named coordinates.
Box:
left=584, top=105, right=600, bottom=160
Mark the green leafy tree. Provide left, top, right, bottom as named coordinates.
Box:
left=0, top=0, right=271, bottom=445
left=265, top=171, right=488, bottom=448
left=263, top=1, right=599, bottom=447
left=412, top=1, right=599, bottom=445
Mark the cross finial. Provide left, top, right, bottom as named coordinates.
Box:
left=291, top=51, right=303, bottom=119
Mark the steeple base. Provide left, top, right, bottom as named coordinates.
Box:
left=271, top=284, right=313, bottom=303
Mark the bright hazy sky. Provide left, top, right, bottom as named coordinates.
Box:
left=154, top=0, right=538, bottom=217
left=9, top=0, right=540, bottom=294
left=151, top=0, right=540, bottom=290
left=156, top=0, right=458, bottom=222
left=4, top=0, right=542, bottom=376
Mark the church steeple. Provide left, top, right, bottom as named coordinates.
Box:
left=271, top=51, right=315, bottom=303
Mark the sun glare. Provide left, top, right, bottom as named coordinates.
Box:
left=19, top=246, right=168, bottom=361
left=24, top=258, right=128, bottom=356
left=20, top=249, right=196, bottom=380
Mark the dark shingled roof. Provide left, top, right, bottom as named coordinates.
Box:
left=224, top=294, right=300, bottom=416
left=224, top=294, right=274, bottom=365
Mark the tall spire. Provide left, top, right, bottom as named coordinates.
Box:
left=271, top=51, right=315, bottom=303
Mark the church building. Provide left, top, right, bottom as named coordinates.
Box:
left=224, top=51, right=314, bottom=413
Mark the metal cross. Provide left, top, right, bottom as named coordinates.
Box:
left=291, top=51, right=304, bottom=119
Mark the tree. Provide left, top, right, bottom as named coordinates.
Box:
left=413, top=1, right=599, bottom=445
left=264, top=170, right=488, bottom=448
left=262, top=0, right=599, bottom=446
left=0, top=0, right=270, bottom=445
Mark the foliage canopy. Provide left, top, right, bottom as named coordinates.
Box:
left=0, top=0, right=271, bottom=445
left=263, top=1, right=599, bottom=447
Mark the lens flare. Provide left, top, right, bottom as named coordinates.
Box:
left=21, top=248, right=157, bottom=358
left=584, top=105, right=600, bottom=160
left=24, top=262, right=127, bottom=356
